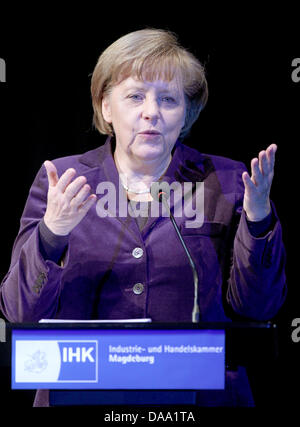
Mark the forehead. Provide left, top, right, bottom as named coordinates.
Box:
left=116, top=76, right=184, bottom=93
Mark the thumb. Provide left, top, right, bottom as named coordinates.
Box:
left=44, top=160, right=59, bottom=187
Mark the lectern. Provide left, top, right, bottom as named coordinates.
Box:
left=8, top=321, right=278, bottom=406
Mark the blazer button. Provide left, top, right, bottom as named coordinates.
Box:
left=132, top=247, right=144, bottom=259
left=133, top=283, right=144, bottom=295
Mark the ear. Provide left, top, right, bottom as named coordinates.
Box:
left=102, top=95, right=112, bottom=123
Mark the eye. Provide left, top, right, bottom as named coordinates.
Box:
left=161, top=96, right=177, bottom=103
left=128, top=93, right=144, bottom=102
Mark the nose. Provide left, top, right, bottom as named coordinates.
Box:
left=141, top=97, right=159, bottom=122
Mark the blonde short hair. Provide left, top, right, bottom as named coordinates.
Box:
left=91, top=28, right=208, bottom=139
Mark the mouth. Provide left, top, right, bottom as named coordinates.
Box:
left=138, top=130, right=161, bottom=136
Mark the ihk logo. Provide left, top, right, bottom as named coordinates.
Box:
left=62, top=345, right=95, bottom=362
left=14, top=339, right=98, bottom=384
left=58, top=341, right=98, bottom=382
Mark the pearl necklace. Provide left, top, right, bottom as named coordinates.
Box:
left=120, top=181, right=151, bottom=194
left=115, top=151, right=171, bottom=195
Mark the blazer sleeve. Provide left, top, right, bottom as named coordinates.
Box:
left=226, top=163, right=287, bottom=321
left=0, top=164, right=69, bottom=322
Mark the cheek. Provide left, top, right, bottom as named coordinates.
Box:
left=111, top=106, right=136, bottom=131
left=165, top=109, right=186, bottom=132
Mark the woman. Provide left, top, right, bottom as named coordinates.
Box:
left=0, top=29, right=286, bottom=406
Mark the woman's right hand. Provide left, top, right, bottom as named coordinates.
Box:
left=43, top=160, right=97, bottom=236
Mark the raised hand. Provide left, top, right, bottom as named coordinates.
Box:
left=242, top=144, right=277, bottom=222
left=43, top=160, right=97, bottom=235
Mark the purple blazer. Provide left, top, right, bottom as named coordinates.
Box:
left=0, top=137, right=287, bottom=406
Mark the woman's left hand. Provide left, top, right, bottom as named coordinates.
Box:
left=242, top=144, right=277, bottom=222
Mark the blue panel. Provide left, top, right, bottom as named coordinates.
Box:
left=11, top=329, right=225, bottom=390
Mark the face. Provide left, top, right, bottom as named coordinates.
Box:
left=102, top=76, right=186, bottom=165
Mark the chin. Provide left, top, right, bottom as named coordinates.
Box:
left=135, top=147, right=164, bottom=161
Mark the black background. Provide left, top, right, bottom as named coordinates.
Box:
left=0, top=5, right=299, bottom=411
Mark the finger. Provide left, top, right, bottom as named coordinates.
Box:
left=64, top=175, right=87, bottom=201
left=56, top=168, right=77, bottom=193
left=258, top=150, right=268, bottom=175
left=44, top=160, right=59, bottom=187
left=250, top=158, right=263, bottom=186
left=78, top=194, right=97, bottom=213
left=242, top=171, right=256, bottom=192
left=71, top=183, right=91, bottom=206
left=266, top=143, right=277, bottom=170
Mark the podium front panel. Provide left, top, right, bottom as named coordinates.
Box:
left=11, top=327, right=225, bottom=390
